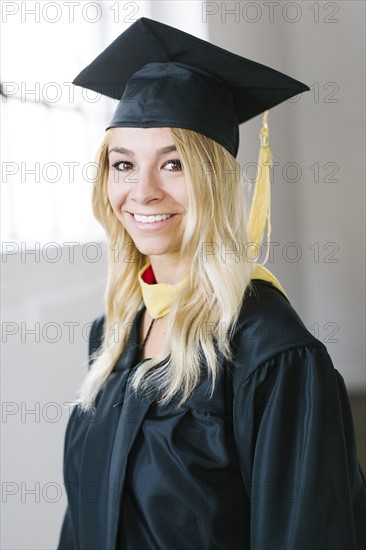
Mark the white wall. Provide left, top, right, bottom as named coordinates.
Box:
left=207, top=1, right=365, bottom=389
left=2, top=245, right=107, bottom=549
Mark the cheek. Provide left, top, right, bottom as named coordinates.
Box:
left=179, top=187, right=189, bottom=210
left=172, top=178, right=189, bottom=208
left=107, top=178, right=127, bottom=211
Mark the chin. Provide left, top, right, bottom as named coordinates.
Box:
left=135, top=244, right=172, bottom=256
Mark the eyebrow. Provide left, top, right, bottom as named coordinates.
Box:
left=108, top=145, right=177, bottom=156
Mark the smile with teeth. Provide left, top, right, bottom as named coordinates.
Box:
left=133, top=213, right=174, bottom=223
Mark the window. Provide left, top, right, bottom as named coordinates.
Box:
left=0, top=1, right=209, bottom=248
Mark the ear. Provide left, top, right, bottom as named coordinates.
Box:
left=88, top=314, right=105, bottom=369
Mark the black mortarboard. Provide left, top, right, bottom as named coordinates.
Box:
left=73, top=17, right=309, bottom=157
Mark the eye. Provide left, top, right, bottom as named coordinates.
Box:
left=163, top=159, right=183, bottom=171
left=111, top=161, right=134, bottom=172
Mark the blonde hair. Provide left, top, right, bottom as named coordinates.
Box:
left=76, top=127, right=256, bottom=411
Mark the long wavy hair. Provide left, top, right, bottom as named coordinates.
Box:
left=76, top=127, right=256, bottom=411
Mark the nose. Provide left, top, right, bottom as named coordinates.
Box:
left=130, top=166, right=164, bottom=204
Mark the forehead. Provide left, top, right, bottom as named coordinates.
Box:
left=108, top=127, right=175, bottom=153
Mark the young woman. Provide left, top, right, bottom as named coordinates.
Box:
left=58, top=18, right=366, bottom=550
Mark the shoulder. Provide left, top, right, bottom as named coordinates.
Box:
left=231, top=279, right=328, bottom=383
left=235, top=279, right=317, bottom=346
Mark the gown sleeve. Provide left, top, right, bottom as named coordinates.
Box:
left=57, top=405, right=78, bottom=549
left=57, top=316, right=104, bottom=549
left=233, top=343, right=366, bottom=550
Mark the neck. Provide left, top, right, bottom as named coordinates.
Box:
left=148, top=254, right=190, bottom=284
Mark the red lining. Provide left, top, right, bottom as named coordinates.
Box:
left=141, top=264, right=156, bottom=284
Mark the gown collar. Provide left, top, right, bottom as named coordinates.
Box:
left=137, top=261, right=187, bottom=319
left=137, top=260, right=287, bottom=320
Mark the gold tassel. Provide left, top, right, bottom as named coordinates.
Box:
left=247, top=112, right=287, bottom=297
left=247, top=110, right=272, bottom=265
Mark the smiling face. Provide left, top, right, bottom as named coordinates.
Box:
left=107, top=127, right=188, bottom=265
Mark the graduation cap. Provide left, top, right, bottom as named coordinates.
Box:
left=73, top=17, right=309, bottom=158
left=73, top=17, right=309, bottom=271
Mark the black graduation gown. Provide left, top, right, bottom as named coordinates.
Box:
left=57, top=280, right=366, bottom=550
